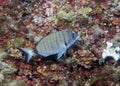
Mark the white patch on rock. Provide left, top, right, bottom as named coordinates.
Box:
left=102, top=41, right=120, bottom=63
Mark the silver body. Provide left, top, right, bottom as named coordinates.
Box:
left=36, top=30, right=79, bottom=57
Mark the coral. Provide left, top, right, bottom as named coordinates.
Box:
left=0, top=61, right=17, bottom=74
left=0, top=61, right=17, bottom=83
left=73, top=49, right=97, bottom=69
left=6, top=17, right=19, bottom=32
left=0, top=73, right=4, bottom=82
left=12, top=37, right=25, bottom=48
left=91, top=25, right=104, bottom=36
left=101, top=65, right=120, bottom=82
left=0, top=24, right=8, bottom=35
left=114, top=33, right=120, bottom=42
left=112, top=66, right=120, bottom=81
left=3, top=80, right=27, bottom=86
left=0, top=0, right=11, bottom=5
left=7, top=48, right=22, bottom=58
left=6, top=37, right=25, bottom=48
left=0, top=51, right=7, bottom=60
left=56, top=6, right=92, bottom=22
left=56, top=10, right=77, bottom=22
left=0, top=0, right=120, bottom=85
left=77, top=7, right=92, bottom=17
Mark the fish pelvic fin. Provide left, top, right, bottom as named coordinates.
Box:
left=18, top=47, right=35, bottom=63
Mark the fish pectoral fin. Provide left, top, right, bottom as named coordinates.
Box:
left=68, top=39, right=74, bottom=45
left=57, top=50, right=66, bottom=59
left=18, top=47, right=34, bottom=63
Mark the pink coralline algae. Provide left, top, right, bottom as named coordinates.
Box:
left=0, top=0, right=11, bottom=5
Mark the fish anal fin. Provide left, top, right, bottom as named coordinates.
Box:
left=57, top=50, right=66, bottom=59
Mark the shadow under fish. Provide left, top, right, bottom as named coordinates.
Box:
left=18, top=30, right=80, bottom=63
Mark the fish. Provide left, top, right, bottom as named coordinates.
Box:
left=18, top=30, right=80, bottom=63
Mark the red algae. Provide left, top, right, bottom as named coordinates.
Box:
left=0, top=0, right=11, bottom=5
left=0, top=0, right=120, bottom=86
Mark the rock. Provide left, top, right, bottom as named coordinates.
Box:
left=0, top=52, right=7, bottom=61
left=5, top=80, right=27, bottom=86
left=0, top=73, right=4, bottom=82
left=0, top=61, right=17, bottom=83
left=0, top=24, right=8, bottom=35
left=0, top=61, right=17, bottom=74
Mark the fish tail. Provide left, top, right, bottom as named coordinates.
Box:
left=18, top=47, right=35, bottom=63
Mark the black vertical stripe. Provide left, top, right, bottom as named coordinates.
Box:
left=69, top=31, right=73, bottom=40
left=62, top=31, right=66, bottom=45
left=51, top=33, right=57, bottom=50
left=43, top=38, right=48, bottom=53
left=41, top=40, right=45, bottom=51
left=46, top=37, right=49, bottom=54
left=64, top=31, right=69, bottom=44
left=46, top=36, right=51, bottom=54
left=56, top=31, right=60, bottom=49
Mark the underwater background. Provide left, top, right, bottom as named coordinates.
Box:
left=0, top=0, right=120, bottom=86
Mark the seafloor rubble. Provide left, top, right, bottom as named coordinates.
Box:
left=0, top=0, right=120, bottom=86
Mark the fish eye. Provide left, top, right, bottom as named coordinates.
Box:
left=65, top=42, right=67, bottom=46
